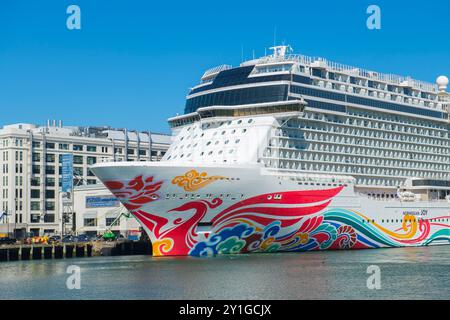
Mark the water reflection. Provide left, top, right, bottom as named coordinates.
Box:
left=0, top=246, right=448, bottom=299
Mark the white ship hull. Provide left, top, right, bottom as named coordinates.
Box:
left=91, top=162, right=450, bottom=256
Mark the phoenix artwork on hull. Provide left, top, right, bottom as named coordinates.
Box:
left=91, top=46, right=450, bottom=257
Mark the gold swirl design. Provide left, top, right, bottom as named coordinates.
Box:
left=152, top=238, right=174, bottom=256
left=352, top=210, right=418, bottom=240
left=171, top=170, right=228, bottom=192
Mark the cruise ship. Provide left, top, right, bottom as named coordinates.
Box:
left=91, top=46, right=450, bottom=256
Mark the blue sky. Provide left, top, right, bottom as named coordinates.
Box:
left=1, top=0, right=449, bottom=133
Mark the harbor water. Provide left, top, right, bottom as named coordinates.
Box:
left=0, top=245, right=449, bottom=300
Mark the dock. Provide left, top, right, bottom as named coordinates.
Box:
left=0, top=240, right=152, bottom=262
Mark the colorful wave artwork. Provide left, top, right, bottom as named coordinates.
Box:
left=104, top=175, right=450, bottom=257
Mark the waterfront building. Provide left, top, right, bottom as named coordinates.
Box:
left=0, top=121, right=170, bottom=237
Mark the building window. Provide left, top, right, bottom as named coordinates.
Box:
left=106, top=217, right=119, bottom=226
left=31, top=201, right=40, bottom=211
left=44, top=214, right=55, bottom=223
left=114, top=147, right=123, bottom=154
left=84, top=218, right=97, bottom=227
left=45, top=190, right=55, bottom=199
left=127, top=149, right=134, bottom=155
left=87, top=179, right=97, bottom=185
left=32, top=153, right=41, bottom=162
left=73, top=144, right=83, bottom=151
left=138, top=150, right=146, bottom=156
left=32, top=165, right=40, bottom=174
left=59, top=143, right=69, bottom=150
left=73, top=167, right=83, bottom=176
left=73, top=155, right=83, bottom=164
left=31, top=177, right=40, bottom=187
left=32, top=141, right=41, bottom=148
left=87, top=156, right=97, bottom=165
left=46, top=142, right=55, bottom=149
left=45, top=165, right=55, bottom=175
left=30, top=189, right=40, bottom=199
left=45, top=177, right=55, bottom=187
left=45, top=202, right=55, bottom=211
left=46, top=153, right=55, bottom=163
left=30, top=214, right=40, bottom=223
left=87, top=145, right=97, bottom=152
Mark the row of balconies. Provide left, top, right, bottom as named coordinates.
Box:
left=295, top=112, right=448, bottom=137
left=266, top=147, right=448, bottom=167
left=263, top=155, right=449, bottom=177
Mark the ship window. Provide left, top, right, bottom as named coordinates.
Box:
left=225, top=140, right=229, bottom=144
left=218, top=150, right=223, bottom=155
left=206, top=141, right=211, bottom=146
left=235, top=139, right=240, bottom=144
left=215, top=141, right=219, bottom=145
left=237, top=120, right=242, bottom=124
left=231, top=129, right=236, bottom=134
left=242, top=129, right=247, bottom=133
left=222, top=131, right=226, bottom=135
left=248, top=119, right=253, bottom=123
left=208, top=151, right=213, bottom=155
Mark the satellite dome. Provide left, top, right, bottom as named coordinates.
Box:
left=436, top=75, right=449, bottom=91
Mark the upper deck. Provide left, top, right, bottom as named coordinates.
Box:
left=184, top=46, right=449, bottom=121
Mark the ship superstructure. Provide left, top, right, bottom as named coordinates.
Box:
left=92, top=46, right=450, bottom=256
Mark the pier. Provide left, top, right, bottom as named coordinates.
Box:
left=0, top=240, right=152, bottom=262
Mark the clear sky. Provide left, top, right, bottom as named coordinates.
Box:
left=1, top=0, right=449, bottom=133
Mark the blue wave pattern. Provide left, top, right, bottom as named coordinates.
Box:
left=189, top=209, right=450, bottom=256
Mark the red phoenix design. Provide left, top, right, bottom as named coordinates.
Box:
left=104, top=175, right=163, bottom=211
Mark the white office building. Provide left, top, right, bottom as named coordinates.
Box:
left=0, top=121, right=171, bottom=237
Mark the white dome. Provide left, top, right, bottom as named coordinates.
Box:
left=436, top=75, right=449, bottom=90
